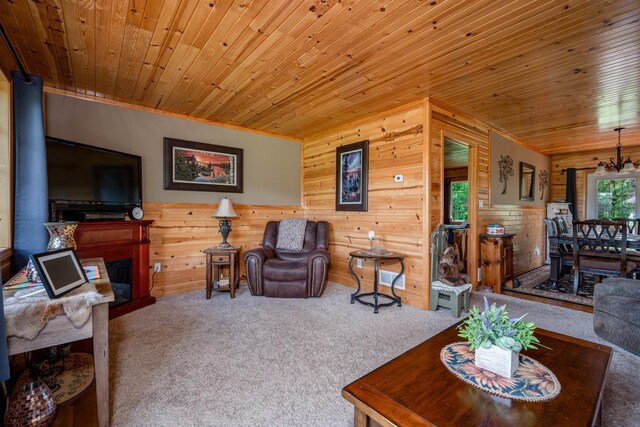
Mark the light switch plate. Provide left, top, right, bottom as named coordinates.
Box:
left=356, top=259, right=363, bottom=268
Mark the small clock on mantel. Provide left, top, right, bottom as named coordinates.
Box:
left=128, top=207, right=144, bottom=220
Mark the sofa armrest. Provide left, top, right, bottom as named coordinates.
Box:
left=243, top=247, right=276, bottom=296
left=597, top=278, right=640, bottom=300
left=308, top=249, right=330, bottom=297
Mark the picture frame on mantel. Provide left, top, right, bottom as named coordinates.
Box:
left=163, top=137, right=243, bottom=193
left=336, top=140, right=368, bottom=212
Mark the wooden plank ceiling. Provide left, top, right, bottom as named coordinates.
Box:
left=1, top=0, right=639, bottom=154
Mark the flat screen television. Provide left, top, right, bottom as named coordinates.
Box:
left=46, top=137, right=142, bottom=221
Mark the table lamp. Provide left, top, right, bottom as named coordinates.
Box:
left=213, top=197, right=238, bottom=248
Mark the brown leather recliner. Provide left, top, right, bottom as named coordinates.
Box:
left=244, top=220, right=330, bottom=298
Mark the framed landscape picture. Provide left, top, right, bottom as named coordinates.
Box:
left=163, top=137, right=243, bottom=193
left=336, top=140, right=368, bottom=211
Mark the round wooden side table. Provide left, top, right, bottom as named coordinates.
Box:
left=348, top=250, right=404, bottom=313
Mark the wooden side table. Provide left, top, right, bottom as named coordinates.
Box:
left=4, top=258, right=114, bottom=427
left=480, top=233, right=514, bottom=293
left=204, top=245, right=241, bottom=299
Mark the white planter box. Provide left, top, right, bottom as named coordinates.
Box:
left=475, top=345, right=519, bottom=378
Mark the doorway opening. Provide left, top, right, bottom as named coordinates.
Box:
left=443, top=138, right=470, bottom=274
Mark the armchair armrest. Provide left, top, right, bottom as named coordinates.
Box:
left=307, top=249, right=330, bottom=264
left=308, top=249, right=330, bottom=297
left=243, top=247, right=276, bottom=296
left=244, top=247, right=276, bottom=264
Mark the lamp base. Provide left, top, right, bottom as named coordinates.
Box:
left=218, top=218, right=232, bottom=248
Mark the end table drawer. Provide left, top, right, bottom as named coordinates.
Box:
left=211, top=254, right=230, bottom=263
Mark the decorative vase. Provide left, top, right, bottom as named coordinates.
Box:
left=26, top=260, right=40, bottom=283
left=43, top=221, right=79, bottom=251
left=5, top=381, right=58, bottom=427
left=474, top=345, right=519, bottom=378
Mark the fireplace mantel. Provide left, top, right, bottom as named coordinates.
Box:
left=75, top=220, right=155, bottom=318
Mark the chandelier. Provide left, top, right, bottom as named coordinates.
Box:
left=595, top=127, right=637, bottom=175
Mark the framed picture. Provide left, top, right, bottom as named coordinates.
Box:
left=30, top=248, right=88, bottom=299
left=336, top=140, right=369, bottom=211
left=163, top=137, right=243, bottom=193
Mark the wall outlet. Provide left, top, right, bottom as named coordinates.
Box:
left=356, top=258, right=363, bottom=268
left=479, top=199, right=484, bottom=208
left=154, top=263, right=161, bottom=272
left=379, top=269, right=405, bottom=290
left=394, top=175, right=404, bottom=183
left=535, top=247, right=541, bottom=256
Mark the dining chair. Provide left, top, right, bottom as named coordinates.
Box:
left=544, top=219, right=573, bottom=276
left=572, top=219, right=636, bottom=295
left=610, top=218, right=640, bottom=235
left=612, top=218, right=640, bottom=278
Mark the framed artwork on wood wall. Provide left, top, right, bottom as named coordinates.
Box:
left=163, top=137, right=243, bottom=193
left=336, top=140, right=369, bottom=211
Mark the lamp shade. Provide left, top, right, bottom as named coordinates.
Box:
left=620, top=161, right=637, bottom=174
left=595, top=163, right=607, bottom=175
left=213, top=198, right=238, bottom=218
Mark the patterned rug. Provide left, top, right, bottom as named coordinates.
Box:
left=512, top=265, right=594, bottom=307
left=15, top=353, right=94, bottom=404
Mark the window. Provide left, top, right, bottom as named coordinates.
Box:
left=450, top=181, right=469, bottom=222
left=596, top=178, right=636, bottom=219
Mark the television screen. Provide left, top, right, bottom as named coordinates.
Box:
left=46, top=137, right=142, bottom=207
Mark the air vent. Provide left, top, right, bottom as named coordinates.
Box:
left=378, top=269, right=405, bottom=290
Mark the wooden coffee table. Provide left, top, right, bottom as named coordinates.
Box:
left=343, top=323, right=612, bottom=426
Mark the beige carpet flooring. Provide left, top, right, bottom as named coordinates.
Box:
left=109, top=283, right=640, bottom=426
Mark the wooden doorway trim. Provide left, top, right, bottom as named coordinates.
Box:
left=441, top=132, right=479, bottom=287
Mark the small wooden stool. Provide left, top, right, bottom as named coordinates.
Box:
left=429, top=285, right=471, bottom=318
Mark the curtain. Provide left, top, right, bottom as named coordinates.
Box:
left=0, top=274, right=8, bottom=382
left=10, top=71, right=48, bottom=274
left=565, top=168, right=577, bottom=221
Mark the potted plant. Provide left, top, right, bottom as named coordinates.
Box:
left=458, top=297, right=542, bottom=378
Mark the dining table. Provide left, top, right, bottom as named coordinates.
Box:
left=548, top=232, right=640, bottom=290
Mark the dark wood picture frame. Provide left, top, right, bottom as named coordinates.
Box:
left=519, top=161, right=535, bottom=201
left=336, top=140, right=368, bottom=211
left=163, top=137, right=243, bottom=193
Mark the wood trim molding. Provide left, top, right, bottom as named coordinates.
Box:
left=422, top=97, right=431, bottom=310
left=43, top=87, right=303, bottom=144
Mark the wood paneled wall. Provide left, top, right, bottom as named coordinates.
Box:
left=139, top=98, right=550, bottom=307
left=428, top=102, right=548, bottom=286
left=303, top=103, right=427, bottom=308
left=551, top=146, right=640, bottom=221
left=145, top=202, right=302, bottom=297
left=428, top=103, right=491, bottom=288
